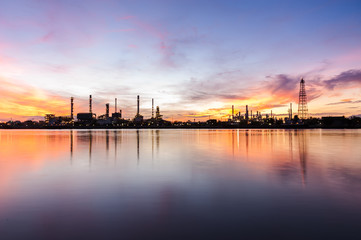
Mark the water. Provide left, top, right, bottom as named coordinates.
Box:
left=0, top=129, right=361, bottom=239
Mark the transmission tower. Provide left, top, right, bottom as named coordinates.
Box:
left=298, top=78, right=308, bottom=120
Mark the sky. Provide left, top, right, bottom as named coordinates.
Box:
left=1, top=0, right=361, bottom=121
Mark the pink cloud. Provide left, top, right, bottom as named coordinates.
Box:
left=40, top=31, right=56, bottom=43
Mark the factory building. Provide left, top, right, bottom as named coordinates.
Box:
left=44, top=114, right=72, bottom=126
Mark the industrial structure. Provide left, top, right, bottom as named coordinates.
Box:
left=71, top=97, right=74, bottom=121
left=41, top=94, right=169, bottom=127
left=0, top=79, right=329, bottom=128
left=152, top=98, right=154, bottom=118
left=134, top=95, right=144, bottom=123
left=298, top=78, right=308, bottom=120
left=77, top=95, right=96, bottom=122
left=289, top=103, right=293, bottom=120
left=112, top=98, right=122, bottom=119
left=41, top=92, right=309, bottom=128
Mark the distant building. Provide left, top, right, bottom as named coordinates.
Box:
left=45, top=114, right=55, bottom=124
left=44, top=114, right=72, bottom=126
left=322, top=116, right=348, bottom=128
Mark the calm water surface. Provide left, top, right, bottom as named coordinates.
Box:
left=0, top=129, right=361, bottom=239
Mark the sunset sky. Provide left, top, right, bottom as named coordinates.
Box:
left=1, top=0, right=361, bottom=121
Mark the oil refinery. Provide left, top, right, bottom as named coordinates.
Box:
left=2, top=79, right=361, bottom=129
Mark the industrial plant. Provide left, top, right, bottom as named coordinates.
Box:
left=1, top=79, right=361, bottom=129
left=42, top=94, right=171, bottom=128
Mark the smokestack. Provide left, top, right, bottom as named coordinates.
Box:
left=246, top=105, right=249, bottom=120
left=89, top=95, right=92, bottom=114
left=251, top=110, right=253, bottom=119
left=106, top=103, right=109, bottom=119
left=71, top=97, right=74, bottom=120
left=290, top=103, right=292, bottom=119
left=152, top=98, right=154, bottom=118
left=271, top=110, right=273, bottom=118
left=232, top=105, right=234, bottom=120
left=137, top=95, right=140, bottom=116
left=115, top=98, right=117, bottom=113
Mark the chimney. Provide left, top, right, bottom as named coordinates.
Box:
left=232, top=105, right=234, bottom=120
left=71, top=97, right=74, bottom=120
left=106, top=103, right=109, bottom=119
left=137, top=95, right=140, bottom=116
left=152, top=98, right=154, bottom=118
left=290, top=103, right=292, bottom=119
left=246, top=105, right=249, bottom=120
left=89, top=95, right=92, bottom=114
left=115, top=98, right=117, bottom=113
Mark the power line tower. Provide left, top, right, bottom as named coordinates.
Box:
left=298, top=78, right=308, bottom=120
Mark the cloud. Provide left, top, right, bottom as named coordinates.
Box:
left=264, top=74, right=299, bottom=103
left=117, top=15, right=206, bottom=69
left=324, top=69, right=361, bottom=90
left=265, top=74, right=324, bottom=104
left=167, top=67, right=359, bottom=119
left=267, top=74, right=298, bottom=94
left=175, top=70, right=253, bottom=105
left=326, top=99, right=361, bottom=106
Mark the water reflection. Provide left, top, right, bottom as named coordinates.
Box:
left=106, top=130, right=109, bottom=153
left=89, top=130, right=92, bottom=167
left=114, top=130, right=118, bottom=163
left=1, top=129, right=361, bottom=239
left=298, top=131, right=308, bottom=186
left=70, top=130, right=73, bottom=161
left=137, top=129, right=140, bottom=163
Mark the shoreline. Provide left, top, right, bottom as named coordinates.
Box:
left=1, top=126, right=360, bottom=130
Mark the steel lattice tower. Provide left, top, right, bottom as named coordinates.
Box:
left=298, top=78, right=308, bottom=120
